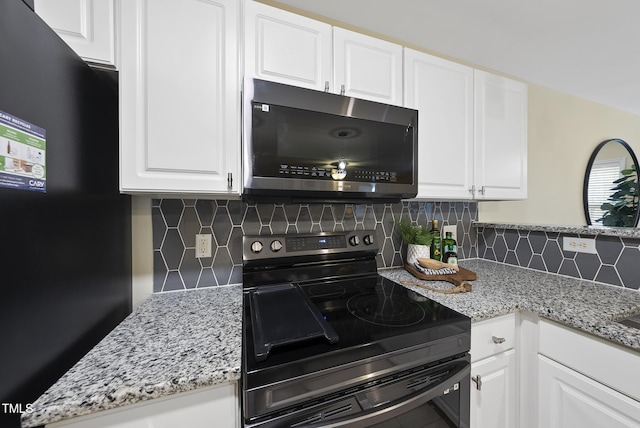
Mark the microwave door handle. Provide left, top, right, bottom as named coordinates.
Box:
left=306, top=362, right=470, bottom=428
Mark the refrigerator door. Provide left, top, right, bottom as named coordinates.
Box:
left=0, top=2, right=131, bottom=427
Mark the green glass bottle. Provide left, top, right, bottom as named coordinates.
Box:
left=431, top=219, right=442, bottom=261
left=442, top=231, right=458, bottom=265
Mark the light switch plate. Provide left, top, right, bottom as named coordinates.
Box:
left=562, top=237, right=597, bottom=254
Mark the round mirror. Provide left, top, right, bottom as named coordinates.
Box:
left=583, top=138, right=640, bottom=227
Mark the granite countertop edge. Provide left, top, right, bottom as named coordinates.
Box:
left=473, top=221, right=640, bottom=238
left=22, top=285, right=243, bottom=428
left=379, top=259, right=640, bottom=351
left=23, top=260, right=640, bottom=427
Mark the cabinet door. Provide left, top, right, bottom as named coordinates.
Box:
left=333, top=27, right=403, bottom=105
left=474, top=70, right=527, bottom=200
left=119, top=0, right=240, bottom=194
left=244, top=1, right=332, bottom=91
left=404, top=48, right=474, bottom=199
left=34, top=0, right=116, bottom=67
left=49, top=383, right=239, bottom=427
left=470, top=349, right=517, bottom=428
left=539, top=355, right=640, bottom=428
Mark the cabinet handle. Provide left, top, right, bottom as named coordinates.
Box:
left=492, top=335, right=506, bottom=344
left=227, top=172, right=233, bottom=189
left=324, top=81, right=330, bottom=92
left=469, top=185, right=475, bottom=196
left=479, top=186, right=486, bottom=195
left=472, top=375, right=482, bottom=390
left=340, top=84, right=345, bottom=95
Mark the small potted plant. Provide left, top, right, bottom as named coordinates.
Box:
left=396, top=218, right=433, bottom=264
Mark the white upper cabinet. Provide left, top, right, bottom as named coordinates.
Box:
left=404, top=48, right=474, bottom=199
left=34, top=0, right=116, bottom=68
left=244, top=1, right=403, bottom=104
left=244, top=0, right=332, bottom=91
left=119, top=0, right=240, bottom=195
left=333, top=28, right=403, bottom=105
left=474, top=70, right=528, bottom=200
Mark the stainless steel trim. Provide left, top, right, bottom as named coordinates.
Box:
left=308, top=360, right=470, bottom=427
left=472, top=375, right=482, bottom=390
left=492, top=336, right=506, bottom=344
left=245, top=333, right=470, bottom=419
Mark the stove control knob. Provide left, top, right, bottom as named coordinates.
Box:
left=348, top=235, right=360, bottom=246
left=270, top=240, right=283, bottom=252
left=363, top=234, right=374, bottom=245
left=250, top=241, right=263, bottom=254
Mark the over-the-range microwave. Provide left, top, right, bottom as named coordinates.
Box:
left=242, top=78, right=418, bottom=203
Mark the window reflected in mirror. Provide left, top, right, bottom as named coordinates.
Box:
left=583, top=138, right=639, bottom=227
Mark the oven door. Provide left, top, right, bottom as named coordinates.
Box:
left=246, top=355, right=470, bottom=428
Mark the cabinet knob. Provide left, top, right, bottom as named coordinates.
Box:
left=472, top=375, right=482, bottom=390
left=492, top=335, right=506, bottom=344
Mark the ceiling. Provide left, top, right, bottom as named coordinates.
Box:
left=270, top=0, right=640, bottom=116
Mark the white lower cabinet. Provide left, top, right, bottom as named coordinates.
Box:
left=538, top=319, right=640, bottom=428
left=469, top=313, right=640, bottom=428
left=538, top=355, right=640, bottom=428
left=471, top=349, right=517, bottom=428
left=48, top=383, right=239, bottom=427
left=470, top=313, right=518, bottom=428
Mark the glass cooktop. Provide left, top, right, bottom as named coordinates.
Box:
left=243, top=274, right=470, bottom=373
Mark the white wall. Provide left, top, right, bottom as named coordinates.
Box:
left=131, top=196, right=153, bottom=308
left=478, top=84, right=640, bottom=226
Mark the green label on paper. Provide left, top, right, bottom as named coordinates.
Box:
left=0, top=110, right=47, bottom=193
left=0, top=123, right=46, bottom=150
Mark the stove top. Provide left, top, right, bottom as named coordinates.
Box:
left=244, top=273, right=469, bottom=375
left=241, top=230, right=471, bottom=423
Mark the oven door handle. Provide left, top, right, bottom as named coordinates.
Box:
left=307, top=361, right=470, bottom=428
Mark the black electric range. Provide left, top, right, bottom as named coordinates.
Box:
left=242, top=230, right=471, bottom=428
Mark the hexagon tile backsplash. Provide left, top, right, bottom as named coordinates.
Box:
left=478, top=226, right=640, bottom=290
left=152, top=199, right=478, bottom=292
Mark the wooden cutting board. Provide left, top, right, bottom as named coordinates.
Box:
left=403, top=263, right=477, bottom=293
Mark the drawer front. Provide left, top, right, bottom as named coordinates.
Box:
left=539, top=319, right=640, bottom=401
left=471, top=313, right=516, bottom=362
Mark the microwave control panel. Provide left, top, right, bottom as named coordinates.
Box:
left=278, top=164, right=398, bottom=182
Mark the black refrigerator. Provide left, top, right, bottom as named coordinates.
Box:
left=0, top=1, right=132, bottom=427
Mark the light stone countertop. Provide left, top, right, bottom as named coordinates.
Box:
left=22, top=285, right=243, bottom=428
left=380, top=259, right=640, bottom=350
left=474, top=222, right=640, bottom=239
left=22, top=259, right=640, bottom=427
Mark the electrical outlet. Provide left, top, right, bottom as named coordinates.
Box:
left=196, top=234, right=212, bottom=258
left=442, top=225, right=457, bottom=242
left=562, top=237, right=596, bottom=254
